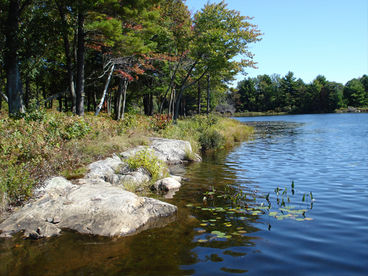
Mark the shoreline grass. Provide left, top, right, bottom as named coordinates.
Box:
left=0, top=110, right=253, bottom=212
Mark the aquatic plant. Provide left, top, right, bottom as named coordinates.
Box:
left=185, top=181, right=315, bottom=244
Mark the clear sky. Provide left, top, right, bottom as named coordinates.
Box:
left=185, top=0, right=368, bottom=86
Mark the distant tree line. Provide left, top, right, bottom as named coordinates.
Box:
left=232, top=72, right=368, bottom=113
left=0, top=0, right=261, bottom=119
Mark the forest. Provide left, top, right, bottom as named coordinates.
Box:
left=232, top=72, right=368, bottom=114
left=0, top=0, right=262, bottom=119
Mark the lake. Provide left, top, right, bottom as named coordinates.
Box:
left=1, top=113, right=367, bottom=275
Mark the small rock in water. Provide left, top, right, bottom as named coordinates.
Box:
left=153, top=177, right=181, bottom=192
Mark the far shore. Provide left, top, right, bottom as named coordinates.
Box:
left=232, top=107, right=368, bottom=118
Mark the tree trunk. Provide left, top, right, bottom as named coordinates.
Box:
left=25, top=76, right=30, bottom=109
left=172, top=89, right=176, bottom=116
left=207, top=74, right=210, bottom=114
left=58, top=95, right=63, bottom=111
left=87, top=89, right=91, bottom=111
left=56, top=1, right=76, bottom=113
left=107, top=90, right=111, bottom=115
left=95, top=64, right=114, bottom=116
left=5, top=0, right=25, bottom=116
left=197, top=81, right=201, bottom=114
left=115, top=79, right=123, bottom=120
left=159, top=57, right=182, bottom=113
left=0, top=82, right=3, bottom=110
left=64, top=92, right=68, bottom=111
left=76, top=10, right=85, bottom=116
left=174, top=86, right=184, bottom=120
left=173, top=60, right=207, bottom=120
left=0, top=80, right=8, bottom=109
left=168, top=88, right=173, bottom=116
left=93, top=90, right=97, bottom=111
left=181, top=97, right=186, bottom=117
left=143, top=93, right=153, bottom=116
left=42, top=86, right=47, bottom=108
left=121, top=79, right=128, bottom=120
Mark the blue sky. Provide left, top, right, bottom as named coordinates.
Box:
left=185, top=0, right=368, bottom=86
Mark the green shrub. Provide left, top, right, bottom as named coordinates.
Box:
left=61, top=167, right=88, bottom=180
left=0, top=161, right=35, bottom=205
left=199, top=128, right=225, bottom=151
left=125, top=149, right=168, bottom=182
left=24, top=99, right=46, bottom=122
left=61, top=119, right=91, bottom=140
left=119, top=113, right=140, bottom=132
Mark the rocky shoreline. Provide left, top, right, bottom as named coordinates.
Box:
left=0, top=138, right=201, bottom=239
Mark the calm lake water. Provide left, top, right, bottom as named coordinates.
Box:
left=1, top=113, right=368, bottom=275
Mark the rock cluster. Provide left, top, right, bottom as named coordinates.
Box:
left=0, top=138, right=200, bottom=239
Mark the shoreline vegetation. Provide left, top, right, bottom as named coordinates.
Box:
left=231, top=106, right=368, bottom=118
left=0, top=109, right=253, bottom=214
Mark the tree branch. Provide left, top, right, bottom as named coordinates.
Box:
left=0, top=91, right=8, bottom=103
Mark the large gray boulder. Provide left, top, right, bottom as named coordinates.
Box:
left=0, top=177, right=177, bottom=238
left=150, top=138, right=201, bottom=164
left=120, top=138, right=201, bottom=165
left=86, top=154, right=128, bottom=182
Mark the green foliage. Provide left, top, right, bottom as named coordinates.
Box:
left=0, top=160, right=35, bottom=204
left=162, top=115, right=252, bottom=152
left=61, top=119, right=91, bottom=140
left=0, top=110, right=139, bottom=207
left=344, top=78, right=368, bottom=107
left=24, top=99, right=46, bottom=122
left=125, top=149, right=168, bottom=182
left=199, top=128, right=225, bottom=151
left=233, top=72, right=365, bottom=114
left=61, top=167, right=88, bottom=180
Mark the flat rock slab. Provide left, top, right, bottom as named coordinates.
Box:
left=0, top=177, right=177, bottom=238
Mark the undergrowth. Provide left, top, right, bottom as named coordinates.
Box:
left=162, top=114, right=253, bottom=152
left=0, top=108, right=154, bottom=208
left=0, top=106, right=252, bottom=210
